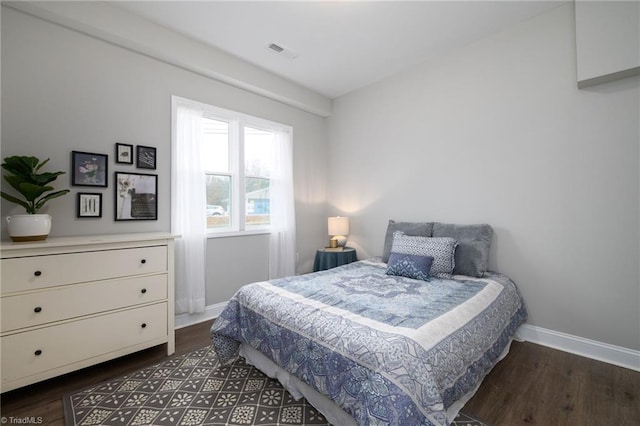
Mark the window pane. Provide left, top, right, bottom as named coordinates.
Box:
left=206, top=174, right=230, bottom=228
left=245, top=127, right=273, bottom=177
left=246, top=177, right=270, bottom=226
left=203, top=118, right=229, bottom=173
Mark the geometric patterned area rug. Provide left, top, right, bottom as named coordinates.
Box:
left=63, top=345, right=489, bottom=426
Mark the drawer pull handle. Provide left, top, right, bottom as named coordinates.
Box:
left=141, top=288, right=147, bottom=294
left=140, top=259, right=147, bottom=264
left=34, top=349, right=42, bottom=356
left=34, top=271, right=42, bottom=277
left=34, top=307, right=42, bottom=313
left=141, top=323, right=147, bottom=328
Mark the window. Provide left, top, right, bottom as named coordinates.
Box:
left=173, top=96, right=296, bottom=278
left=202, top=118, right=231, bottom=229
left=202, top=118, right=280, bottom=233
left=173, top=97, right=292, bottom=235
left=244, top=127, right=273, bottom=227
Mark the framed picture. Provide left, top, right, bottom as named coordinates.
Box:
left=115, top=172, right=158, bottom=221
left=71, top=151, right=108, bottom=187
left=77, top=192, right=102, bottom=218
left=136, top=145, right=156, bottom=170
left=115, top=143, right=134, bottom=164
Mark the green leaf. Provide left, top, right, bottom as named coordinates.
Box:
left=34, top=189, right=70, bottom=212
left=1, top=156, right=39, bottom=177
left=32, top=171, right=66, bottom=186
left=0, top=191, right=31, bottom=211
left=34, top=158, right=50, bottom=172
left=3, top=175, right=25, bottom=193
left=17, top=183, right=54, bottom=201
left=2, top=155, right=68, bottom=211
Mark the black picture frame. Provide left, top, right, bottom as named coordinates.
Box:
left=115, top=143, right=134, bottom=165
left=77, top=192, right=102, bottom=218
left=71, top=151, right=108, bottom=187
left=136, top=145, right=157, bottom=170
left=115, top=172, right=158, bottom=221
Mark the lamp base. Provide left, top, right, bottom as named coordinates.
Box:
left=331, top=236, right=347, bottom=248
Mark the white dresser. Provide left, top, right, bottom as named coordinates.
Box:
left=0, top=233, right=177, bottom=392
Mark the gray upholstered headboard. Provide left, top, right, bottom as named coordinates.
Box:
left=382, top=220, right=493, bottom=278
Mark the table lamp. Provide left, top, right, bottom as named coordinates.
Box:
left=328, top=216, right=349, bottom=248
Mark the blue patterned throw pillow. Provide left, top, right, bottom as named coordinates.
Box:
left=391, top=231, right=458, bottom=277
left=386, top=252, right=434, bottom=281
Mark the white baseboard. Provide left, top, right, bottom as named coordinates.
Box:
left=174, top=302, right=227, bottom=329
left=516, top=324, right=640, bottom=372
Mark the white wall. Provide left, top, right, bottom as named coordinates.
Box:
left=328, top=4, right=640, bottom=351
left=4, top=2, right=638, bottom=354
left=1, top=7, right=329, bottom=301
left=205, top=234, right=269, bottom=305
left=575, top=0, right=640, bottom=88
left=5, top=1, right=332, bottom=117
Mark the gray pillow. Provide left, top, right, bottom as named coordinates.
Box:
left=432, top=223, right=493, bottom=277
left=382, top=220, right=433, bottom=263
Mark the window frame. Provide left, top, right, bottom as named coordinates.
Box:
left=173, top=97, right=291, bottom=239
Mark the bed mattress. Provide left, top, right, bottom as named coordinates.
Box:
left=211, top=259, right=527, bottom=425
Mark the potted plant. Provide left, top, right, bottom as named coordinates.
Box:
left=1, top=156, right=70, bottom=241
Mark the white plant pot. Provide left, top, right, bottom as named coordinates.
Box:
left=6, top=214, right=52, bottom=242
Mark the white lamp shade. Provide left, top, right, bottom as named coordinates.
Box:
left=328, top=216, right=349, bottom=236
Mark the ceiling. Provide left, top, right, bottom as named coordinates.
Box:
left=115, top=1, right=566, bottom=99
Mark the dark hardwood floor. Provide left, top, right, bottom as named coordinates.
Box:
left=465, top=340, right=639, bottom=425
left=1, top=320, right=638, bottom=425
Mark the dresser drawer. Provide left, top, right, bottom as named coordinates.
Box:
left=1, top=246, right=167, bottom=294
left=1, top=274, right=167, bottom=332
left=1, top=302, right=167, bottom=384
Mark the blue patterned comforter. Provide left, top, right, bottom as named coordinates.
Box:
left=211, top=259, right=527, bottom=426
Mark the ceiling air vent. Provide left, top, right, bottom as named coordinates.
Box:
left=267, top=43, right=298, bottom=60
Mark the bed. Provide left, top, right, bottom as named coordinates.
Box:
left=211, top=221, right=527, bottom=426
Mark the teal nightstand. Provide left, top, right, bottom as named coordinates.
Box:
left=313, top=247, right=357, bottom=272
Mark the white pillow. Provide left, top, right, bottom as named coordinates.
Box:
left=391, top=231, right=457, bottom=277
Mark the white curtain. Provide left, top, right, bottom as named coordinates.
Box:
left=269, top=129, right=297, bottom=279
left=172, top=101, right=206, bottom=314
